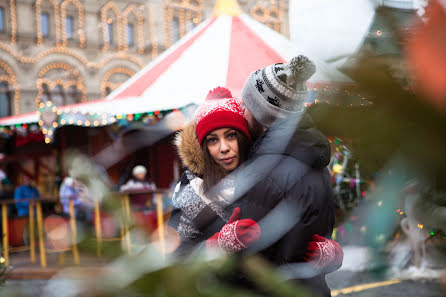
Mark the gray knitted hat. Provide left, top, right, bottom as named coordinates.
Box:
left=241, top=55, right=316, bottom=127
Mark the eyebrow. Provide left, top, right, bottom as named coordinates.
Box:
left=224, top=129, right=236, bottom=134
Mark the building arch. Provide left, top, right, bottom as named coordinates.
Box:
left=0, top=59, right=19, bottom=115
left=100, top=65, right=137, bottom=97
left=36, top=61, right=86, bottom=106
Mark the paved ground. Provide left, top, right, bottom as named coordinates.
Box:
left=327, top=270, right=444, bottom=297
left=1, top=271, right=443, bottom=297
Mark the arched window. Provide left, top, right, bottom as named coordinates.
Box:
left=65, top=15, right=74, bottom=39
left=101, top=67, right=135, bottom=97
left=127, top=23, right=134, bottom=46
left=0, top=81, right=11, bottom=117
left=0, top=7, right=5, bottom=33
left=107, top=20, right=114, bottom=44
left=52, top=84, right=65, bottom=106
left=101, top=2, right=121, bottom=51
left=37, top=63, right=85, bottom=106
left=122, top=4, right=145, bottom=53
left=41, top=12, right=50, bottom=37
left=61, top=0, right=86, bottom=47
left=41, top=83, right=51, bottom=103
left=36, top=0, right=61, bottom=45
left=66, top=85, right=81, bottom=104
left=0, top=61, right=19, bottom=114
left=172, top=16, right=180, bottom=43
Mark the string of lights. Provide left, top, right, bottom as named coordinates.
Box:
left=9, top=0, right=16, bottom=44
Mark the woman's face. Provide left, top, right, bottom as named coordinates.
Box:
left=205, top=128, right=240, bottom=173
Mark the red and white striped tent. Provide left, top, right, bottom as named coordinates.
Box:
left=105, top=0, right=351, bottom=110
left=0, top=0, right=350, bottom=127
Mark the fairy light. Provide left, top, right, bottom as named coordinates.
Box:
left=47, top=130, right=53, bottom=136
left=418, top=224, right=424, bottom=229
left=179, top=9, right=186, bottom=38
left=376, top=30, right=382, bottom=36
left=61, top=0, right=86, bottom=48
left=10, top=0, right=17, bottom=44
left=45, top=137, right=51, bottom=143
left=0, top=42, right=144, bottom=69
left=38, top=120, right=44, bottom=126
left=76, top=120, right=82, bottom=125
left=164, top=5, right=173, bottom=48
left=68, top=119, right=74, bottom=124
left=101, top=119, right=107, bottom=125
left=42, top=128, right=48, bottom=134
left=93, top=120, right=99, bottom=126
left=60, top=119, right=66, bottom=125
left=85, top=120, right=90, bottom=126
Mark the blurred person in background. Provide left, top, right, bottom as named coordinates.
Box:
left=169, top=87, right=342, bottom=274
left=0, top=168, right=13, bottom=219
left=59, top=176, right=92, bottom=222
left=14, top=174, right=39, bottom=217
left=120, top=165, right=157, bottom=210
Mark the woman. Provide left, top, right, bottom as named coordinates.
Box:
left=168, top=87, right=342, bottom=271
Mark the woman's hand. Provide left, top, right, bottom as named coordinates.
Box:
left=304, top=234, right=343, bottom=273
left=206, top=207, right=261, bottom=253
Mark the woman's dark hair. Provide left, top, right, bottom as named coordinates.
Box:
left=202, top=130, right=251, bottom=197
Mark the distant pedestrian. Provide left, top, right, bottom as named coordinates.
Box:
left=120, top=165, right=156, bottom=209
left=14, top=174, right=40, bottom=217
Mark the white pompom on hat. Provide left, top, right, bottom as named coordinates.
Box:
left=132, top=165, right=147, bottom=176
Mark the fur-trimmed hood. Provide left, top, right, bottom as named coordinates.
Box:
left=174, top=122, right=204, bottom=176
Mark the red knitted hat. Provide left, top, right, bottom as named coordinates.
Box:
left=194, top=87, right=251, bottom=146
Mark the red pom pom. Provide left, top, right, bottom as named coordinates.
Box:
left=206, top=87, right=232, bottom=100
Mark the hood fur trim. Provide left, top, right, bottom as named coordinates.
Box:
left=174, top=122, right=204, bottom=176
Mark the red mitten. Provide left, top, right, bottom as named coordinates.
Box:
left=305, top=234, right=343, bottom=272
left=206, top=207, right=261, bottom=253
left=205, top=207, right=240, bottom=250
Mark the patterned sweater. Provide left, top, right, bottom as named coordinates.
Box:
left=168, top=170, right=235, bottom=255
